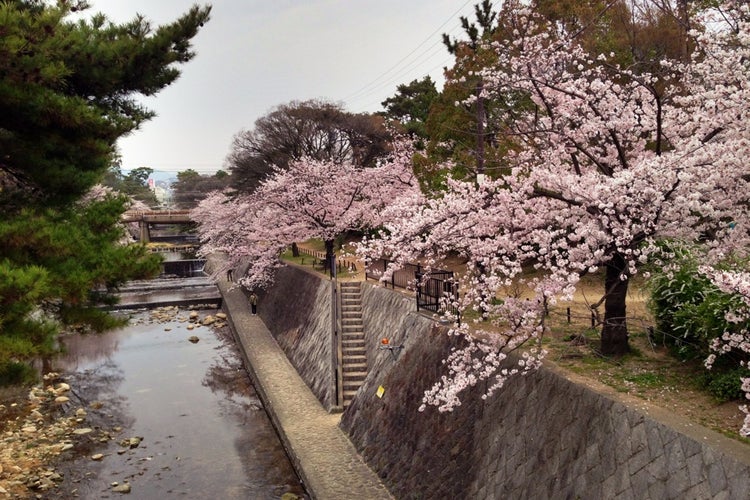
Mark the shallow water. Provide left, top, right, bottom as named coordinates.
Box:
left=47, top=310, right=307, bottom=499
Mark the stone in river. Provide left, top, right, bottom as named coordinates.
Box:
left=112, top=482, right=131, bottom=493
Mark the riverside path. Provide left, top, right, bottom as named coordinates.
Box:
left=215, top=274, right=393, bottom=500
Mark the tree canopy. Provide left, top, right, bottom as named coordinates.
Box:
left=380, top=76, right=439, bottom=139
left=226, top=99, right=390, bottom=193
left=194, top=138, right=422, bottom=290
left=172, top=169, right=231, bottom=209
left=0, top=0, right=211, bottom=207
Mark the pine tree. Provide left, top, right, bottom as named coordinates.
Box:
left=0, top=1, right=210, bottom=381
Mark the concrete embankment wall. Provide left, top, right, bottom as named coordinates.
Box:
left=260, top=265, right=750, bottom=499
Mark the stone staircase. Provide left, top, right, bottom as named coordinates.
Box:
left=340, top=281, right=367, bottom=408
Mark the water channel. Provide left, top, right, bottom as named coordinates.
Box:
left=43, top=243, right=308, bottom=499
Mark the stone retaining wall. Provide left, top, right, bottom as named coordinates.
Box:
left=258, top=265, right=336, bottom=410
left=265, top=265, right=750, bottom=499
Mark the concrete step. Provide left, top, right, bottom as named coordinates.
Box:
left=342, top=339, right=365, bottom=347
left=343, top=380, right=365, bottom=391
left=342, top=334, right=364, bottom=342
left=343, top=362, right=367, bottom=373
left=342, top=327, right=364, bottom=334
left=343, top=371, right=367, bottom=382
left=339, top=281, right=364, bottom=408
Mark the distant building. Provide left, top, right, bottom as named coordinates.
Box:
left=149, top=179, right=174, bottom=207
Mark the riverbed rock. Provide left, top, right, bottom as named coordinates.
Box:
left=54, top=396, right=70, bottom=404
left=91, top=453, right=104, bottom=461
left=201, top=315, right=216, bottom=326
left=120, top=436, right=142, bottom=449
left=188, top=336, right=200, bottom=344
left=112, top=482, right=131, bottom=493
left=216, top=312, right=227, bottom=320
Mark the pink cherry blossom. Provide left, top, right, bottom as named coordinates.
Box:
left=192, top=137, right=422, bottom=289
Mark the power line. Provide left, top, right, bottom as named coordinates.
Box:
left=342, top=0, right=474, bottom=104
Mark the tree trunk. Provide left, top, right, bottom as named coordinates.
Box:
left=291, top=242, right=299, bottom=257
left=600, top=252, right=630, bottom=356
left=324, top=239, right=335, bottom=278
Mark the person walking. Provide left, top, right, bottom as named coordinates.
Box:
left=249, top=291, right=258, bottom=315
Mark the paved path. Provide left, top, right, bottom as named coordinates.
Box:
left=216, top=278, right=393, bottom=500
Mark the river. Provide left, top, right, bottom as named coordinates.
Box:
left=45, top=306, right=308, bottom=499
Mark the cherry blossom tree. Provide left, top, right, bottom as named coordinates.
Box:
left=193, top=139, right=422, bottom=290
left=360, top=1, right=750, bottom=414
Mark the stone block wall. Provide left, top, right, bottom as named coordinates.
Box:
left=340, top=284, right=750, bottom=499
left=259, top=265, right=335, bottom=409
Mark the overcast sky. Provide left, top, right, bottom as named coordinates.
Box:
left=82, top=1, right=477, bottom=175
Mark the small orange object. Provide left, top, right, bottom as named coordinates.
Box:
left=381, top=337, right=390, bottom=345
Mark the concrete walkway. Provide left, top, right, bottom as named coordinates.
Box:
left=216, top=278, right=393, bottom=500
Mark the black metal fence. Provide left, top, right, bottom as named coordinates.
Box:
left=366, top=258, right=459, bottom=316
left=415, top=270, right=459, bottom=316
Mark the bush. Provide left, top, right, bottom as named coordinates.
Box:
left=647, top=242, right=750, bottom=402
left=647, top=243, right=749, bottom=361
left=702, top=366, right=750, bottom=403
left=0, top=361, right=37, bottom=387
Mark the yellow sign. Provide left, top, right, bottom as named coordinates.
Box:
left=376, top=385, right=385, bottom=398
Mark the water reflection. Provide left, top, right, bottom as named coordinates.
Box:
left=48, top=311, right=307, bottom=499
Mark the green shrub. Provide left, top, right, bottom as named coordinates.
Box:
left=647, top=242, right=750, bottom=402
left=0, top=361, right=37, bottom=387
left=647, top=243, right=749, bottom=361
left=702, top=366, right=750, bottom=403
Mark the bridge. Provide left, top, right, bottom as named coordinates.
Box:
left=122, top=210, right=194, bottom=243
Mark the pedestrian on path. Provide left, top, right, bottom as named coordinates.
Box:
left=249, top=291, right=258, bottom=315
left=226, top=267, right=234, bottom=282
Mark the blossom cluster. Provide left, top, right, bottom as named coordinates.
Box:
left=191, top=137, right=422, bottom=289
